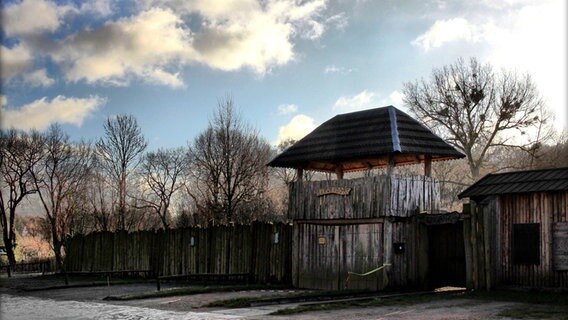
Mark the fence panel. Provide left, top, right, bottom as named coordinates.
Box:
left=65, top=222, right=292, bottom=283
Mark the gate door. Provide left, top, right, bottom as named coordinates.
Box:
left=427, top=222, right=466, bottom=288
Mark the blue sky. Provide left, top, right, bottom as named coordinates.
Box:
left=1, top=0, right=566, bottom=150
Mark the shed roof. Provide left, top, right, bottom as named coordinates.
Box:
left=458, top=167, right=568, bottom=200
left=268, top=106, right=464, bottom=172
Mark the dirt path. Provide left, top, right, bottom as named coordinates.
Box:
left=3, top=278, right=567, bottom=319
left=107, top=289, right=305, bottom=311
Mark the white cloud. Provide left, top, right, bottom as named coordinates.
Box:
left=0, top=95, right=7, bottom=107
left=326, top=13, right=348, bottom=30
left=333, top=90, right=377, bottom=112
left=143, top=0, right=328, bottom=74
left=484, top=1, right=567, bottom=130
left=79, top=0, right=114, bottom=17
left=1, top=95, right=106, bottom=131
left=3, top=0, right=334, bottom=87
left=146, top=69, right=185, bottom=88
left=51, top=8, right=195, bottom=87
left=324, top=64, right=354, bottom=74
left=278, top=104, right=298, bottom=115
left=0, top=44, right=33, bottom=80
left=388, top=91, right=405, bottom=107
left=412, top=1, right=566, bottom=130
left=276, top=114, right=317, bottom=145
left=22, top=69, right=55, bottom=87
left=2, top=0, right=73, bottom=37
left=411, top=18, right=482, bottom=52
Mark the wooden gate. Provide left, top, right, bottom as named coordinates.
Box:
left=295, top=222, right=384, bottom=290
left=427, top=222, right=466, bottom=288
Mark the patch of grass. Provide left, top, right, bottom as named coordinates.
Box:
left=103, top=284, right=285, bottom=301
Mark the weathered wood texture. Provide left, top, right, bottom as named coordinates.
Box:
left=290, top=175, right=441, bottom=291
left=66, top=223, right=292, bottom=284
left=553, top=222, right=568, bottom=271
left=497, top=191, right=568, bottom=288
left=295, top=222, right=385, bottom=291
left=465, top=199, right=499, bottom=290
left=288, top=175, right=440, bottom=220
left=293, top=220, right=428, bottom=291
left=467, top=191, right=568, bottom=289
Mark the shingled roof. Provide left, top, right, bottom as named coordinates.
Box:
left=268, top=106, right=464, bottom=172
left=458, top=167, right=568, bottom=200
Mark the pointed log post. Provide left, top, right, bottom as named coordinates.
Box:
left=424, top=155, right=432, bottom=177
left=296, top=168, right=303, bottom=181
left=335, top=164, right=344, bottom=180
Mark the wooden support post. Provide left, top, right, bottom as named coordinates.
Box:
left=424, top=155, right=432, bottom=177
left=296, top=168, right=303, bottom=181
left=365, top=162, right=373, bottom=177
left=335, top=164, right=344, bottom=180
left=387, top=154, right=396, bottom=176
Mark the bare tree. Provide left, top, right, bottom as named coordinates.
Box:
left=0, top=129, right=44, bottom=269
left=488, top=131, right=568, bottom=172
left=403, top=57, right=552, bottom=179
left=187, top=98, right=272, bottom=224
left=135, top=147, right=187, bottom=229
left=30, top=125, right=92, bottom=271
left=85, top=155, right=117, bottom=231
left=96, top=115, right=147, bottom=230
left=273, top=139, right=298, bottom=185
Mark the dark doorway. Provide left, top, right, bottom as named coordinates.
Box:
left=427, top=222, right=466, bottom=288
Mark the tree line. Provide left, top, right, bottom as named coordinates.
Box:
left=0, top=98, right=277, bottom=271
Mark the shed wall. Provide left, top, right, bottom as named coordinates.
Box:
left=497, top=191, right=568, bottom=287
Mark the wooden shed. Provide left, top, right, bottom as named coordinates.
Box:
left=458, top=167, right=568, bottom=289
left=268, top=106, right=465, bottom=291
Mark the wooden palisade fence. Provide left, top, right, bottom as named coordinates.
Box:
left=65, top=222, right=292, bottom=284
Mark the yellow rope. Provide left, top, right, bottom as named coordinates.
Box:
left=344, top=264, right=391, bottom=289
left=347, top=264, right=391, bottom=276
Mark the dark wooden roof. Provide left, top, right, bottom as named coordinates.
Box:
left=458, top=167, right=568, bottom=200
left=268, top=106, right=464, bottom=172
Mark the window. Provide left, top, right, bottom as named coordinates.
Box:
left=512, top=223, right=540, bottom=265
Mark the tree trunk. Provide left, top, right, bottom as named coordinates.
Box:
left=53, top=238, right=64, bottom=272
left=471, top=165, right=480, bottom=180
left=2, top=231, right=16, bottom=270
left=1, top=209, right=17, bottom=272
left=50, top=217, right=64, bottom=272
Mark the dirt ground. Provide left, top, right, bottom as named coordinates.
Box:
left=2, top=275, right=567, bottom=319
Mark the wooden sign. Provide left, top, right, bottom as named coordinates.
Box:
left=318, top=236, right=326, bottom=245
left=316, top=187, right=352, bottom=197
left=553, top=222, right=568, bottom=271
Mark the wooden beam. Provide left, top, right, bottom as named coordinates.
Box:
left=424, top=155, right=432, bottom=177
left=296, top=168, right=303, bottom=181
left=335, top=164, right=344, bottom=180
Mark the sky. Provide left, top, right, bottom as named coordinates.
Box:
left=1, top=0, right=566, bottom=150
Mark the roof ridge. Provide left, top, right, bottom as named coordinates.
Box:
left=388, top=106, right=401, bottom=152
